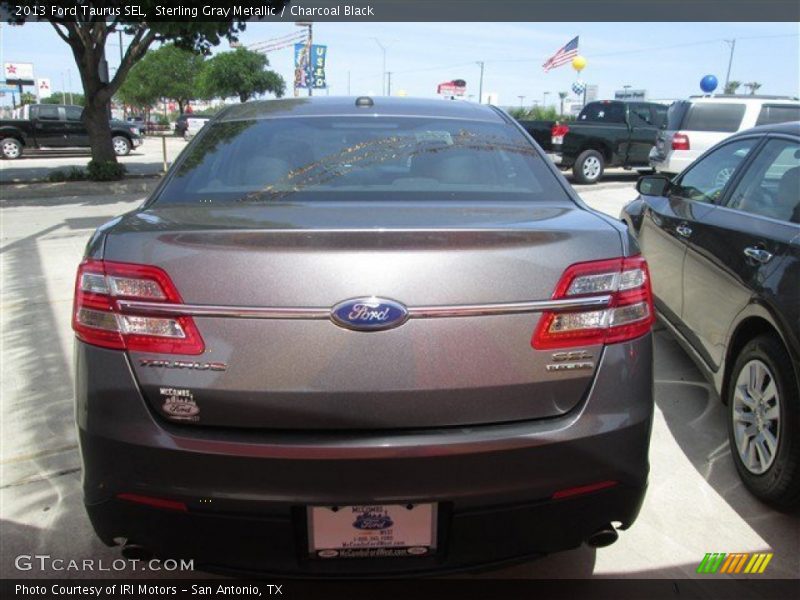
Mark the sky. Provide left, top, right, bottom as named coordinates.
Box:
left=1, top=21, right=798, bottom=108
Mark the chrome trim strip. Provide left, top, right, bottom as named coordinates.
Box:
left=117, top=295, right=611, bottom=320
left=407, top=296, right=610, bottom=317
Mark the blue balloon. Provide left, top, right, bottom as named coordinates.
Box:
left=700, top=75, right=718, bottom=93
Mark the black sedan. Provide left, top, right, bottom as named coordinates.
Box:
left=622, top=121, right=799, bottom=508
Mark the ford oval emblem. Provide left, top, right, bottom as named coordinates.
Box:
left=331, top=297, right=409, bottom=332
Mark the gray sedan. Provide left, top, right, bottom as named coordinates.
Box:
left=72, top=97, right=655, bottom=575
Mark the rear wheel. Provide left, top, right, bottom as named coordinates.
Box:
left=112, top=136, right=131, bottom=156
left=1, top=137, right=22, bottom=159
left=573, top=149, right=604, bottom=184
left=727, top=334, right=800, bottom=509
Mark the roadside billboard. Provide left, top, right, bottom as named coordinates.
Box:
left=4, top=62, right=34, bottom=83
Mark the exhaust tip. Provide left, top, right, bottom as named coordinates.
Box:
left=121, top=543, right=153, bottom=561
left=586, top=525, right=619, bottom=548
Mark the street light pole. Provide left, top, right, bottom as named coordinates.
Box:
left=543, top=91, right=550, bottom=108
left=387, top=72, right=392, bottom=96
left=476, top=61, right=485, bottom=104
left=724, top=39, right=736, bottom=90
left=518, top=95, right=525, bottom=108
left=623, top=84, right=631, bottom=99
left=373, top=38, right=387, bottom=95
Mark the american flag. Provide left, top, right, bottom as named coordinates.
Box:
left=542, top=36, right=579, bottom=73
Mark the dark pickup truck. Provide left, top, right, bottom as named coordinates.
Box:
left=545, top=100, right=667, bottom=184
left=0, top=104, right=143, bottom=159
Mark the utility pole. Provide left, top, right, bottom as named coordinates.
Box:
left=476, top=61, right=485, bottom=104
left=387, top=72, right=392, bottom=96
left=295, top=21, right=313, bottom=97
left=518, top=95, right=525, bottom=107
left=67, top=70, right=73, bottom=105
left=724, top=39, right=736, bottom=90
left=543, top=91, right=550, bottom=108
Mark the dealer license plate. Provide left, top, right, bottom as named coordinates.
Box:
left=308, top=503, right=437, bottom=559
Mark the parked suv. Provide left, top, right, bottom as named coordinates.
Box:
left=624, top=122, right=800, bottom=508
left=650, top=96, right=800, bottom=176
left=73, top=97, right=655, bottom=575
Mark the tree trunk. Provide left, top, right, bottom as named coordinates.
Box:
left=178, top=100, right=185, bottom=114
left=70, top=41, right=117, bottom=163
left=240, top=92, right=249, bottom=103
left=84, top=101, right=116, bottom=163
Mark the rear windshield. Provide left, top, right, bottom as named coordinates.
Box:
left=577, top=102, right=626, bottom=123
left=681, top=103, right=746, bottom=132
left=154, top=116, right=568, bottom=205
left=756, top=104, right=800, bottom=126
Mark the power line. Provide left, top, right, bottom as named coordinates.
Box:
left=484, top=33, right=799, bottom=64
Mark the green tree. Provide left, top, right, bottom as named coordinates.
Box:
left=744, top=81, right=763, bottom=95
left=558, top=91, right=568, bottom=115
left=3, top=1, right=289, bottom=168
left=199, top=48, right=285, bottom=103
left=115, top=60, right=159, bottom=115
left=19, top=91, right=37, bottom=105
left=41, top=91, right=86, bottom=106
left=118, top=44, right=204, bottom=115
left=724, top=80, right=741, bottom=95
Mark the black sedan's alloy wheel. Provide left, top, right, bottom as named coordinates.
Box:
left=728, top=334, right=800, bottom=509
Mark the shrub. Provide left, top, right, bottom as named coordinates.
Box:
left=47, top=166, right=86, bottom=182
left=86, top=160, right=127, bottom=181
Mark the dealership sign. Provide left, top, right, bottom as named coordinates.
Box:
left=37, top=78, right=51, bottom=98
left=437, top=79, right=466, bottom=96
left=294, top=43, right=327, bottom=89
left=4, top=62, right=34, bottom=84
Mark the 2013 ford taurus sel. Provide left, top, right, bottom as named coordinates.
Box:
left=74, top=97, right=655, bottom=575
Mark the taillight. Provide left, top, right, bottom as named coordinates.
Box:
left=532, top=256, right=654, bottom=349
left=551, top=123, right=569, bottom=145
left=671, top=133, right=690, bottom=151
left=72, top=259, right=204, bottom=355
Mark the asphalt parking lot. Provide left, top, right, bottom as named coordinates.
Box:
left=0, top=161, right=797, bottom=580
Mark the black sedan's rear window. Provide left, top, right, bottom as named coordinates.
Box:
left=154, top=116, right=568, bottom=205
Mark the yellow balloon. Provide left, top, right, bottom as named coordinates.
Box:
left=572, top=55, right=587, bottom=72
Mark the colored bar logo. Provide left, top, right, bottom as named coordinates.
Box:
left=697, top=552, right=773, bottom=574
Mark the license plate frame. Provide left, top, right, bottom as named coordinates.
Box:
left=307, top=503, right=438, bottom=559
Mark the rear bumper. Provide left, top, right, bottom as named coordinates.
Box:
left=648, top=149, right=691, bottom=175
left=547, top=150, right=573, bottom=168
left=76, top=333, right=653, bottom=575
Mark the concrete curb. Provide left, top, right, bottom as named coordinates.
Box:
left=0, top=176, right=161, bottom=201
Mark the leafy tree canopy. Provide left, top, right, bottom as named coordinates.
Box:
left=199, top=47, right=285, bottom=103
left=2, top=0, right=288, bottom=165
left=41, top=91, right=86, bottom=106
left=118, top=44, right=204, bottom=113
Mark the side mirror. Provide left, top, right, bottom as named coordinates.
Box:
left=636, top=174, right=671, bottom=197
